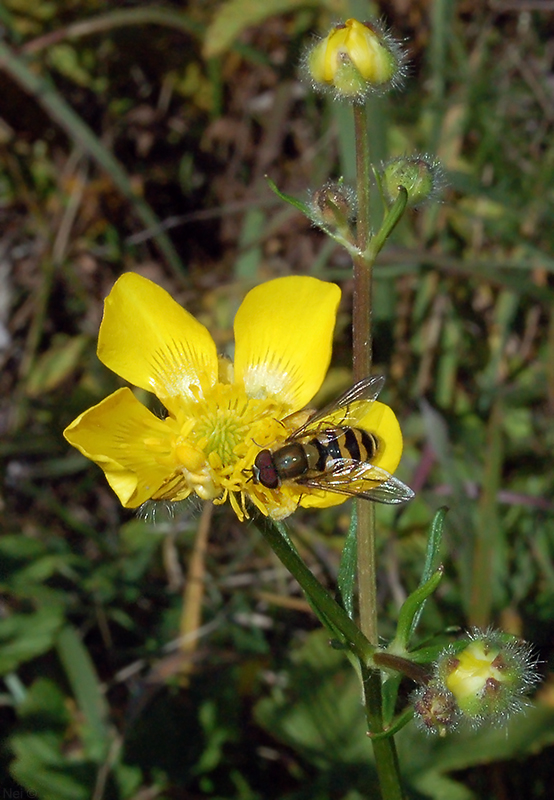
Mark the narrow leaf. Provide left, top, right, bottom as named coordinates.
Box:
left=265, top=176, right=313, bottom=216
left=337, top=506, right=358, bottom=619
left=55, top=626, right=111, bottom=761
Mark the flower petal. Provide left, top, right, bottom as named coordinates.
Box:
left=358, top=400, right=403, bottom=475
left=98, top=273, right=218, bottom=400
left=233, top=276, right=341, bottom=411
left=63, top=388, right=179, bottom=507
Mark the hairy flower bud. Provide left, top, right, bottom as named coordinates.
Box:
left=379, top=155, right=444, bottom=207
left=412, top=680, right=460, bottom=736
left=440, top=630, right=539, bottom=724
left=305, top=18, right=406, bottom=102
left=412, top=629, right=539, bottom=735
left=311, top=181, right=356, bottom=235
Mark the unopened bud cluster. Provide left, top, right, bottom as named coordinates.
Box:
left=412, top=629, right=539, bottom=736
left=305, top=18, right=406, bottom=103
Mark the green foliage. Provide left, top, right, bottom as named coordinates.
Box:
left=256, top=630, right=379, bottom=796
left=204, top=0, right=334, bottom=58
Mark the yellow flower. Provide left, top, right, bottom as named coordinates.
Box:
left=307, top=19, right=404, bottom=101
left=64, top=273, right=404, bottom=521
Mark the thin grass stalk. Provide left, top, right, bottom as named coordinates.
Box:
left=469, top=398, right=503, bottom=627
left=179, top=501, right=213, bottom=682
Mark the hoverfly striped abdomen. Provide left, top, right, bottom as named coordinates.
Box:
left=335, top=426, right=379, bottom=463
left=251, top=377, right=414, bottom=506
left=307, top=426, right=379, bottom=472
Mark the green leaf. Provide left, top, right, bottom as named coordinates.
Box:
left=265, top=176, right=313, bottom=216
left=26, top=334, right=88, bottom=397
left=0, top=607, right=64, bottom=674
left=0, top=535, right=48, bottom=588
left=17, top=677, right=70, bottom=730
left=55, top=626, right=111, bottom=761
left=255, top=630, right=369, bottom=768
left=397, top=506, right=447, bottom=645
left=367, top=186, right=408, bottom=258
left=337, top=507, right=357, bottom=619
left=10, top=732, right=92, bottom=800
left=399, top=702, right=554, bottom=799
left=257, top=516, right=374, bottom=662
left=203, top=0, right=335, bottom=57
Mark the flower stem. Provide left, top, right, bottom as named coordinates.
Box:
left=253, top=514, right=375, bottom=664
left=352, top=103, right=373, bottom=382
left=353, top=104, right=405, bottom=800
left=352, top=103, right=378, bottom=646
left=362, top=664, right=405, bottom=800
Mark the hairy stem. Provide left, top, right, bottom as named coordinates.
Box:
left=353, top=103, right=378, bottom=647
left=353, top=104, right=405, bottom=800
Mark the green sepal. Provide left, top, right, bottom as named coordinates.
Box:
left=407, top=636, right=470, bottom=665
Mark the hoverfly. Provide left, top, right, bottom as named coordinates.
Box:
left=252, top=376, right=414, bottom=505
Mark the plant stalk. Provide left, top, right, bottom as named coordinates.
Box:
left=353, top=103, right=378, bottom=647
left=353, top=104, right=405, bottom=800
left=362, top=664, right=405, bottom=800
left=254, top=514, right=375, bottom=663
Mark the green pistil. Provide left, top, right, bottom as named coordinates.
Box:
left=196, top=410, right=246, bottom=465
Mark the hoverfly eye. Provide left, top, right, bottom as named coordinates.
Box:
left=253, top=450, right=280, bottom=490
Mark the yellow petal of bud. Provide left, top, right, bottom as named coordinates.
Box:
left=306, top=19, right=404, bottom=101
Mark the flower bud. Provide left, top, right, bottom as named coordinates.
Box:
left=413, top=629, right=540, bottom=734
left=440, top=630, right=539, bottom=724
left=412, top=680, right=460, bottom=736
left=305, top=19, right=405, bottom=102
left=311, top=181, right=356, bottom=234
left=379, top=155, right=444, bottom=207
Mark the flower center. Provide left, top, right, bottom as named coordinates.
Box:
left=193, top=396, right=251, bottom=465
left=149, top=382, right=294, bottom=515
left=184, top=384, right=279, bottom=466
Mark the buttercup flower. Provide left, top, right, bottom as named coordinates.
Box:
left=306, top=18, right=405, bottom=102
left=64, top=273, right=404, bottom=521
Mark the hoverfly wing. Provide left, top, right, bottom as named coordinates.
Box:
left=297, top=459, right=414, bottom=505
left=285, top=376, right=386, bottom=440
left=353, top=475, right=415, bottom=504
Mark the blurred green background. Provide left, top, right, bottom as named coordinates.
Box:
left=1, top=0, right=554, bottom=798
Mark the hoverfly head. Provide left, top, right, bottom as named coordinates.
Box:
left=252, top=449, right=280, bottom=490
